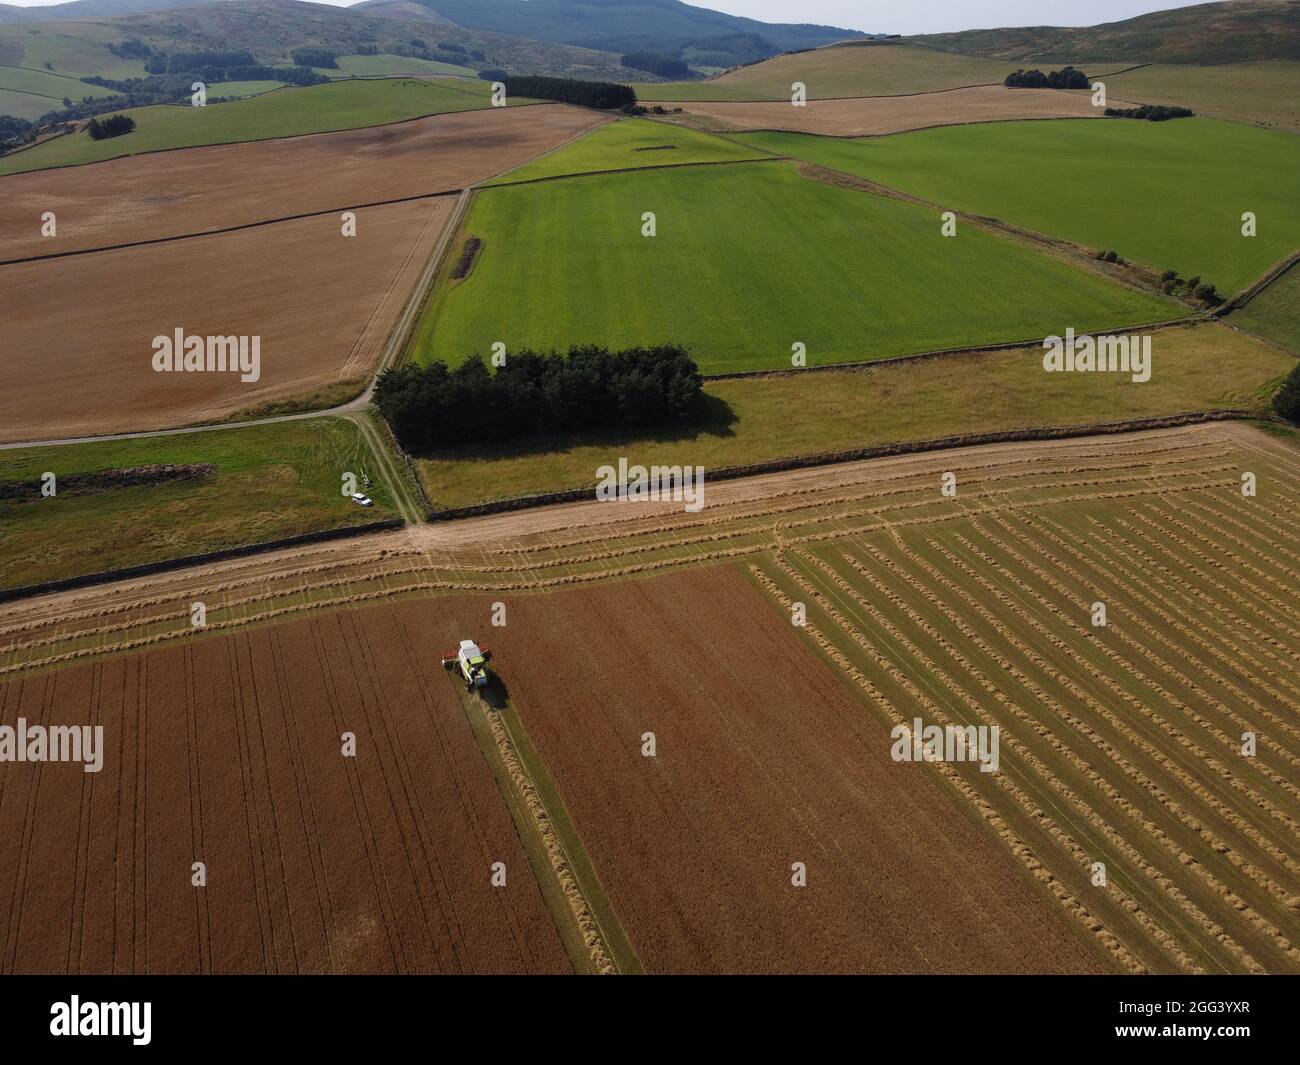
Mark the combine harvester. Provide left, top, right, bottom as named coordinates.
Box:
left=441, top=639, right=493, bottom=691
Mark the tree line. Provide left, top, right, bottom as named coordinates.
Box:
left=1004, top=66, right=1090, bottom=89
left=375, top=345, right=703, bottom=451
left=1105, top=105, right=1194, bottom=121
left=620, top=53, right=694, bottom=79
left=502, top=75, right=636, bottom=110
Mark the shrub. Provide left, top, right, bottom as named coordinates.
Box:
left=1194, top=282, right=1221, bottom=305
left=375, top=345, right=703, bottom=451
left=1274, top=361, right=1300, bottom=423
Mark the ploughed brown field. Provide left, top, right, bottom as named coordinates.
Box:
left=659, top=85, right=1111, bottom=136
left=0, top=105, right=609, bottom=261
left=0, top=606, right=570, bottom=974
left=0, top=197, right=452, bottom=442
left=486, top=567, right=1111, bottom=974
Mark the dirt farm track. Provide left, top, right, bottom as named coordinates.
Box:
left=2, top=422, right=1298, bottom=974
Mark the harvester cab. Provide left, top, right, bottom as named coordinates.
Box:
left=441, top=639, right=492, bottom=691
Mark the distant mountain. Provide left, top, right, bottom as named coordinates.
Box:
left=354, top=0, right=865, bottom=66
left=0, top=0, right=634, bottom=81
left=0, top=0, right=223, bottom=22
left=912, top=0, right=1300, bottom=64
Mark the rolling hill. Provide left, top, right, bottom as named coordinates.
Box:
left=0, top=0, right=223, bottom=22
left=912, top=0, right=1300, bottom=64
left=355, top=0, right=866, bottom=66
left=0, top=0, right=633, bottom=99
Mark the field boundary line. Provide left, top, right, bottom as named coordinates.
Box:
left=481, top=154, right=781, bottom=188
left=0, top=189, right=464, bottom=267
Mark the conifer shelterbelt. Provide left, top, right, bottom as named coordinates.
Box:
left=375, top=345, right=703, bottom=450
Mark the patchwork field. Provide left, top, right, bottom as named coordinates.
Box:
left=0, top=25, right=145, bottom=81
left=0, top=104, right=608, bottom=260
left=411, top=322, right=1290, bottom=510
left=2, top=422, right=1295, bottom=974
left=0, top=416, right=404, bottom=593
left=0, top=77, right=521, bottom=176
left=415, top=162, right=1174, bottom=374
left=0, top=607, right=571, bottom=973
left=634, top=43, right=1070, bottom=101
left=4, top=320, right=1285, bottom=592
left=487, top=115, right=768, bottom=185
left=482, top=569, right=1110, bottom=974
left=1100, top=60, right=1300, bottom=131
left=656, top=85, right=1105, bottom=136
left=1, top=196, right=453, bottom=442
left=736, top=117, right=1300, bottom=294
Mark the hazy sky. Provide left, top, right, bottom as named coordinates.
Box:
left=4, top=0, right=1206, bottom=36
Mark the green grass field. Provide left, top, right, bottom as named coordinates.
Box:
left=0, top=27, right=145, bottom=80
left=0, top=62, right=120, bottom=120
left=413, top=322, right=1290, bottom=509
left=415, top=161, right=1173, bottom=375
left=331, top=54, right=476, bottom=78
left=735, top=117, right=1300, bottom=296
left=209, top=80, right=290, bottom=99
left=1234, top=265, right=1300, bottom=355
left=488, top=116, right=771, bottom=184
left=0, top=418, right=397, bottom=591
left=0, top=64, right=118, bottom=100
left=0, top=77, right=510, bottom=175
left=1104, top=61, right=1300, bottom=131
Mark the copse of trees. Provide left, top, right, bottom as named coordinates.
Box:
left=621, top=52, right=693, bottom=79
left=291, top=47, right=338, bottom=69
left=1004, top=66, right=1089, bottom=89
left=145, top=50, right=255, bottom=74
left=108, top=39, right=153, bottom=60
left=1105, top=104, right=1194, bottom=121
left=86, top=114, right=135, bottom=140
left=503, top=75, right=636, bottom=110
left=375, top=345, right=703, bottom=451
left=1274, top=361, right=1300, bottom=424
